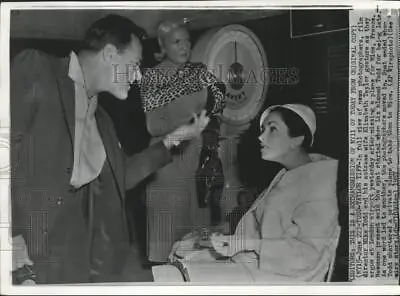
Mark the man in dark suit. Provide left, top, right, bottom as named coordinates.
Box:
left=10, top=14, right=209, bottom=284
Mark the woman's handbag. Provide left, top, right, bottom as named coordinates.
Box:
left=195, top=116, right=225, bottom=225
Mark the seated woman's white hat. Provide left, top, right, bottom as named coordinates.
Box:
left=259, top=104, right=316, bottom=146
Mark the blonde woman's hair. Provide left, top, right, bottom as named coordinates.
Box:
left=154, top=19, right=188, bottom=62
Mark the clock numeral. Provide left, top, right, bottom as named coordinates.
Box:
left=226, top=91, right=247, bottom=103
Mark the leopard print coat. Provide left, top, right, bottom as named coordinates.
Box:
left=140, top=62, right=226, bottom=115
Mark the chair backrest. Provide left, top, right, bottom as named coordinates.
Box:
left=325, top=226, right=341, bottom=282
left=152, top=265, right=185, bottom=283
left=304, top=225, right=341, bottom=282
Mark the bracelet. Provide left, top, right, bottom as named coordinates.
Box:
left=163, top=135, right=181, bottom=149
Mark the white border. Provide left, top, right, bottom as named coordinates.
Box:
left=1, top=1, right=400, bottom=295
left=0, top=3, right=12, bottom=295
left=2, top=1, right=400, bottom=10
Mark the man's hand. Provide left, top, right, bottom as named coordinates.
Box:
left=12, top=235, right=33, bottom=271
left=163, top=110, right=210, bottom=149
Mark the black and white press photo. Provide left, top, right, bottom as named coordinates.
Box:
left=0, top=1, right=399, bottom=293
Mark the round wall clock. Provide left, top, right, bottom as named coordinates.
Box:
left=191, top=24, right=269, bottom=126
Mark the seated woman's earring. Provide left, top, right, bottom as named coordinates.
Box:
left=292, top=136, right=304, bottom=149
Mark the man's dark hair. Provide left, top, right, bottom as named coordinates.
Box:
left=83, top=14, right=147, bottom=53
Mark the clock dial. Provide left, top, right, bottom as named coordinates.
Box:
left=191, top=24, right=268, bottom=125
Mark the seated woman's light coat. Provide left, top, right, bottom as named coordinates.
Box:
left=165, top=153, right=339, bottom=283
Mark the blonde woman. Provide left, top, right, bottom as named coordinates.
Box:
left=140, top=20, right=226, bottom=263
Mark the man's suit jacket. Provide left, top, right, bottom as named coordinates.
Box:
left=10, top=49, right=172, bottom=283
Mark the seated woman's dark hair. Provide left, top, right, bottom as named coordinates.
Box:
left=83, top=14, right=147, bottom=53
left=271, top=106, right=313, bottom=150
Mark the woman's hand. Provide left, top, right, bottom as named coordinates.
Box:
left=210, top=234, right=243, bottom=257
left=163, top=110, right=210, bottom=149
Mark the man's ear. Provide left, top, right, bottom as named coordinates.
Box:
left=157, top=37, right=164, bottom=49
left=157, top=37, right=166, bottom=55
left=291, top=135, right=305, bottom=149
left=102, top=43, right=117, bottom=63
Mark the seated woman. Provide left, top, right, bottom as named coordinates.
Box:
left=153, top=103, right=340, bottom=283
